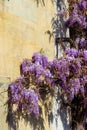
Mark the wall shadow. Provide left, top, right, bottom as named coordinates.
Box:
left=48, top=87, right=70, bottom=130
left=52, top=0, right=69, bottom=58
left=6, top=105, right=45, bottom=130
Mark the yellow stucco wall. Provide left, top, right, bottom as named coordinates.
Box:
left=0, top=0, right=55, bottom=130
left=0, top=77, right=10, bottom=130
left=0, top=0, right=55, bottom=81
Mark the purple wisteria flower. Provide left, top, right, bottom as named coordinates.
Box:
left=8, top=46, right=87, bottom=119
left=21, top=59, right=32, bottom=74
left=9, top=83, right=22, bottom=103
left=32, top=52, right=48, bottom=68
left=78, top=0, right=87, bottom=10
left=65, top=48, right=79, bottom=57
left=83, top=50, right=87, bottom=59
left=21, top=89, right=39, bottom=115
left=66, top=0, right=87, bottom=28
left=70, top=78, right=81, bottom=95
left=9, top=78, right=39, bottom=116
left=80, top=38, right=86, bottom=48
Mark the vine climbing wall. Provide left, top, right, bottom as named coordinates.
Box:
left=0, top=0, right=69, bottom=130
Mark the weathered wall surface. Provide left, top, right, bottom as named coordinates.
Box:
left=0, top=0, right=70, bottom=130
left=0, top=0, right=55, bottom=81
left=0, top=77, right=10, bottom=130
left=0, top=0, right=55, bottom=130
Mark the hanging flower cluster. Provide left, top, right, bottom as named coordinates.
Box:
left=20, top=53, right=54, bottom=87
left=66, top=0, right=87, bottom=29
left=49, top=49, right=87, bottom=100
left=8, top=77, right=39, bottom=116
left=65, top=0, right=87, bottom=51
left=8, top=49, right=87, bottom=117
left=8, top=52, right=55, bottom=117
left=64, top=0, right=87, bottom=128
left=8, top=1, right=87, bottom=129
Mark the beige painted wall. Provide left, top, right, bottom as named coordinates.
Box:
left=0, top=0, right=55, bottom=81
left=0, top=77, right=10, bottom=130
left=0, top=0, right=55, bottom=130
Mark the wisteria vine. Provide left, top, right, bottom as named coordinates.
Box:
left=8, top=0, right=87, bottom=129
left=8, top=49, right=87, bottom=116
